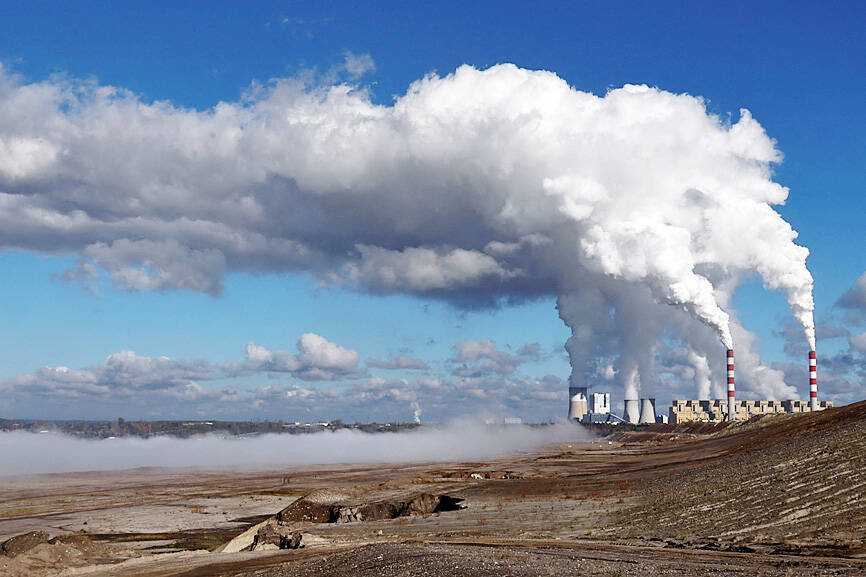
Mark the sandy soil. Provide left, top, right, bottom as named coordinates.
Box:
left=2, top=404, right=865, bottom=576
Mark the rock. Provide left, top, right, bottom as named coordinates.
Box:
left=250, top=525, right=280, bottom=551
left=250, top=525, right=303, bottom=551
left=277, top=493, right=463, bottom=526
left=286, top=531, right=302, bottom=549
left=2, top=531, right=50, bottom=557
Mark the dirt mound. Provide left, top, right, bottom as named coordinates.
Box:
left=277, top=492, right=463, bottom=524
left=0, top=533, right=120, bottom=577
left=621, top=401, right=866, bottom=553
left=2, top=531, right=50, bottom=557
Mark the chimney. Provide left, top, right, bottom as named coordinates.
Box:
left=809, top=350, right=818, bottom=411
left=727, top=349, right=736, bottom=422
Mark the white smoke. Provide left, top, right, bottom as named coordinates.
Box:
left=688, top=350, right=712, bottom=400
left=0, top=422, right=585, bottom=476
left=0, top=62, right=815, bottom=402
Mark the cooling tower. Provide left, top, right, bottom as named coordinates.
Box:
left=809, top=350, right=818, bottom=411
left=568, top=387, right=588, bottom=421
left=638, top=398, right=655, bottom=424
left=624, top=399, right=640, bottom=424
left=727, top=349, right=736, bottom=421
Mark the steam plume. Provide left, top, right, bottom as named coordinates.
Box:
left=0, top=63, right=815, bottom=400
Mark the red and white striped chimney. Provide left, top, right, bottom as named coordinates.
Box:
left=727, top=349, right=736, bottom=421
left=809, top=350, right=818, bottom=411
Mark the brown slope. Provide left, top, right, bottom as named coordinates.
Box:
left=620, top=400, right=866, bottom=553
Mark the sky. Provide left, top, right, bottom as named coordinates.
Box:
left=0, top=0, right=863, bottom=422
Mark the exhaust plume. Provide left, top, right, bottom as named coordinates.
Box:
left=688, top=350, right=712, bottom=400
left=0, top=62, right=815, bottom=400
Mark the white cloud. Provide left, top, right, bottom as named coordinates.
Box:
left=296, top=332, right=359, bottom=370
left=342, top=51, right=375, bottom=78
left=345, top=245, right=513, bottom=292
left=0, top=340, right=572, bottom=422
left=0, top=62, right=817, bottom=405
left=452, top=339, right=499, bottom=363
left=449, top=339, right=541, bottom=379
left=839, top=272, right=866, bottom=312
left=849, top=332, right=866, bottom=353
left=242, top=333, right=361, bottom=380
left=0, top=136, right=58, bottom=182
left=367, top=354, right=430, bottom=371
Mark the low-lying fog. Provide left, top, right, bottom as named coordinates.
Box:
left=0, top=421, right=587, bottom=476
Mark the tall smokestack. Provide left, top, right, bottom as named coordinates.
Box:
left=809, top=350, right=818, bottom=411
left=727, top=349, right=736, bottom=422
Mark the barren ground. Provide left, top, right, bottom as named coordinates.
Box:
left=2, top=401, right=866, bottom=576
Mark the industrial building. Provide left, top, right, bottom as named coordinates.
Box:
left=669, top=399, right=833, bottom=423
left=568, top=387, right=612, bottom=423
left=669, top=348, right=830, bottom=423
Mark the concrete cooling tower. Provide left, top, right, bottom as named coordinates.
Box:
left=638, top=398, right=656, bottom=424
left=568, top=387, right=588, bottom=421
left=624, top=399, right=640, bottom=424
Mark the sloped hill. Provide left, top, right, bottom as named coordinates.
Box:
left=622, top=400, right=866, bottom=554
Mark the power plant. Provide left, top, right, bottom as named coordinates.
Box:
left=669, top=348, right=831, bottom=423
left=570, top=348, right=829, bottom=425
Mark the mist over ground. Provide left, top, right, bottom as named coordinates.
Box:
left=0, top=420, right=587, bottom=476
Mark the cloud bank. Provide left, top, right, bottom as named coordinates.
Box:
left=0, top=421, right=586, bottom=476
left=0, top=62, right=816, bottom=402
left=0, top=333, right=567, bottom=421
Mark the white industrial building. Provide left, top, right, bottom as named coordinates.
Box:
left=569, top=387, right=613, bottom=423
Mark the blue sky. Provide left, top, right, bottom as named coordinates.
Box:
left=0, top=1, right=863, bottom=421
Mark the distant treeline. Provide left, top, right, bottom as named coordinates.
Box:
left=0, top=418, right=421, bottom=439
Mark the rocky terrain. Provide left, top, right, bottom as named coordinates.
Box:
left=2, top=402, right=865, bottom=576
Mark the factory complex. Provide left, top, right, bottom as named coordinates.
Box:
left=669, top=398, right=834, bottom=423
left=568, top=349, right=830, bottom=424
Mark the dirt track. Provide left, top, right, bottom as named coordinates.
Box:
left=2, top=403, right=866, bottom=576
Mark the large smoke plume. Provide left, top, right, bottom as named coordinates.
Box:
left=0, top=62, right=814, bottom=401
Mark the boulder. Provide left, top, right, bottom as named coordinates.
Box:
left=250, top=525, right=302, bottom=551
